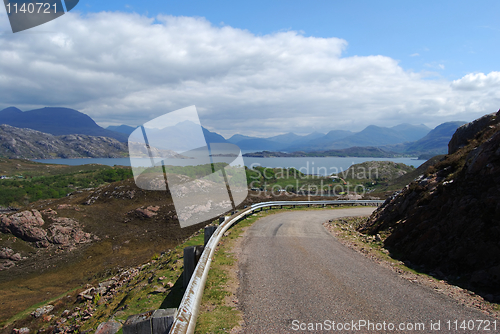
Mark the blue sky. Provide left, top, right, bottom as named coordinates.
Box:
left=0, top=1, right=499, bottom=137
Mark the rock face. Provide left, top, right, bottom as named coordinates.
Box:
left=361, top=110, right=500, bottom=294
left=448, top=111, right=498, bottom=154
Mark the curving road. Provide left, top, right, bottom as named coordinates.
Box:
left=238, top=209, right=497, bottom=333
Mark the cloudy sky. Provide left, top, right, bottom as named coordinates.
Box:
left=1, top=0, right=499, bottom=138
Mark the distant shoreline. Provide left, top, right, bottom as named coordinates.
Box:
left=31, top=156, right=426, bottom=174
left=242, top=147, right=411, bottom=158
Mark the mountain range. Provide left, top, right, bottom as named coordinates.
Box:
left=0, top=106, right=467, bottom=158
left=226, top=122, right=466, bottom=157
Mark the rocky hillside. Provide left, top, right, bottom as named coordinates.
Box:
left=360, top=110, right=500, bottom=297
left=369, top=155, right=445, bottom=197
left=337, top=160, right=415, bottom=182
left=0, top=124, right=128, bottom=159
left=403, top=121, right=467, bottom=159
left=0, top=107, right=128, bottom=142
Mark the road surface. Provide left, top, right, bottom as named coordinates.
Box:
left=238, top=209, right=497, bottom=333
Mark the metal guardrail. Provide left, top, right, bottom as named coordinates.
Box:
left=168, top=200, right=384, bottom=334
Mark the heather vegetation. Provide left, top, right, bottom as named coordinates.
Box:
left=0, top=165, right=132, bottom=207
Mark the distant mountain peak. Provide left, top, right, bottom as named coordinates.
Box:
left=106, top=125, right=138, bottom=136
left=0, top=106, right=23, bottom=114
left=0, top=106, right=128, bottom=142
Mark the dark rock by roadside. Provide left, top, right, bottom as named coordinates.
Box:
left=360, top=110, right=500, bottom=296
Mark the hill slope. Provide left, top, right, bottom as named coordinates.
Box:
left=0, top=107, right=128, bottom=142
left=106, top=125, right=137, bottom=135
left=0, top=124, right=128, bottom=159
left=360, top=110, right=500, bottom=296
left=404, top=121, right=466, bottom=158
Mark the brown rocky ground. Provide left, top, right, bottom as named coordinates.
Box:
left=0, top=175, right=307, bottom=327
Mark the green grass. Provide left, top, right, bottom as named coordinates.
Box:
left=195, top=212, right=263, bottom=334
left=79, top=230, right=207, bottom=332
left=1, top=286, right=81, bottom=327
left=0, top=160, right=132, bottom=206
left=1, top=225, right=207, bottom=333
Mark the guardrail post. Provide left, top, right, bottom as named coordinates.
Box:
left=204, top=226, right=217, bottom=247
left=218, top=216, right=225, bottom=224
left=123, top=309, right=177, bottom=334
left=183, top=245, right=204, bottom=288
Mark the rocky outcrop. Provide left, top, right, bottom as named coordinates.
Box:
left=361, top=110, right=500, bottom=295
left=0, top=247, right=22, bottom=261
left=0, top=210, right=46, bottom=242
left=0, top=209, right=97, bottom=270
left=1, top=209, right=94, bottom=247
left=448, top=111, right=498, bottom=154
left=47, top=217, right=93, bottom=245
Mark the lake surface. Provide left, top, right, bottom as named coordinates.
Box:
left=33, top=156, right=426, bottom=176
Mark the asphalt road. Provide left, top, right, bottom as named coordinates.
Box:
left=238, top=209, right=497, bottom=333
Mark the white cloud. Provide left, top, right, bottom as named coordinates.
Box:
left=451, top=72, right=500, bottom=91
left=0, top=11, right=498, bottom=137
left=410, top=53, right=420, bottom=57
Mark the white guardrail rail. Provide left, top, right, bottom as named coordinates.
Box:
left=168, top=200, right=385, bottom=334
